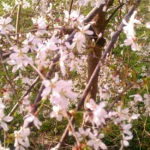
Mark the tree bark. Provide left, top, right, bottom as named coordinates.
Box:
left=86, top=8, right=106, bottom=101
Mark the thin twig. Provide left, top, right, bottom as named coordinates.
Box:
left=3, top=4, right=17, bottom=18
left=8, top=76, right=39, bottom=116
left=69, top=0, right=74, bottom=15
left=133, top=129, right=142, bottom=150
left=16, top=1, right=22, bottom=41
left=5, top=34, right=14, bottom=47
left=142, top=116, right=150, bottom=137
left=107, top=83, right=133, bottom=112
left=65, top=113, right=80, bottom=147
left=53, top=117, right=74, bottom=149
left=106, top=3, right=125, bottom=25
left=29, top=63, right=46, bottom=80
left=5, top=27, right=74, bottom=36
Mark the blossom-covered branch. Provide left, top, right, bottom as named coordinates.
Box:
left=55, top=0, right=141, bottom=149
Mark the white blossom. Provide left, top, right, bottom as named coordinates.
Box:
left=7, top=46, right=33, bottom=72
left=120, top=123, right=133, bottom=148
left=15, top=0, right=30, bottom=9
left=130, top=94, right=143, bottom=102
left=0, top=17, right=14, bottom=34
left=77, top=0, right=91, bottom=6
left=85, top=99, right=107, bottom=127
left=87, top=130, right=107, bottom=150
left=59, top=49, right=67, bottom=76
left=50, top=79, right=77, bottom=120
left=14, top=127, right=30, bottom=150
left=0, top=99, right=13, bottom=131
left=73, top=24, right=93, bottom=51
left=41, top=73, right=59, bottom=98
left=32, top=16, right=48, bottom=30
left=76, top=127, right=91, bottom=141
left=23, top=113, right=42, bottom=129
left=2, top=2, right=12, bottom=12
left=146, top=22, right=150, bottom=29
left=19, top=95, right=30, bottom=113
left=22, top=32, right=42, bottom=51
left=64, top=10, right=84, bottom=27
left=0, top=141, right=10, bottom=150
left=123, top=11, right=141, bottom=51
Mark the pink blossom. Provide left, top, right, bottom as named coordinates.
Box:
left=73, top=24, right=93, bottom=51
left=7, top=46, right=33, bottom=72
left=14, top=127, right=30, bottom=150
left=120, top=123, right=133, bottom=148
left=2, top=2, right=12, bottom=12
left=64, top=10, right=84, bottom=27
left=130, top=94, right=143, bottom=102
left=0, top=17, right=14, bottom=34
left=32, top=16, right=48, bottom=30
left=41, top=73, right=59, bottom=98
left=146, top=22, right=150, bottom=29
left=49, top=79, right=77, bottom=120
left=0, top=99, right=13, bottom=131
left=23, top=33, right=42, bottom=51
left=123, top=11, right=141, bottom=51
left=87, top=130, right=107, bottom=150
left=85, top=99, right=107, bottom=127
left=23, top=113, right=42, bottom=129
left=76, top=127, right=91, bottom=141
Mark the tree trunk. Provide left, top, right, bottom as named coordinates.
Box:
left=86, top=8, right=106, bottom=101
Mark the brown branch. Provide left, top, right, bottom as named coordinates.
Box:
left=106, top=3, right=125, bottom=25
left=107, top=83, right=133, bottom=112
left=69, top=0, right=74, bottom=15
left=84, top=2, right=106, bottom=23
left=54, top=117, right=74, bottom=149
left=77, top=62, right=101, bottom=109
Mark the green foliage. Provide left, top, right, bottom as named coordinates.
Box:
left=128, top=116, right=150, bottom=150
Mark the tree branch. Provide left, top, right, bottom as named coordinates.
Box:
left=8, top=76, right=39, bottom=116
left=106, top=3, right=125, bottom=25
left=16, top=1, right=22, bottom=41
left=107, top=83, right=133, bottom=112
left=69, top=0, right=74, bottom=15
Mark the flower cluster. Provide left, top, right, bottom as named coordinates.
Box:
left=76, top=128, right=107, bottom=150
left=85, top=99, right=108, bottom=127
left=0, top=17, right=14, bottom=34
left=0, top=99, right=13, bottom=131
left=42, top=74, right=77, bottom=121
left=14, top=127, right=30, bottom=150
